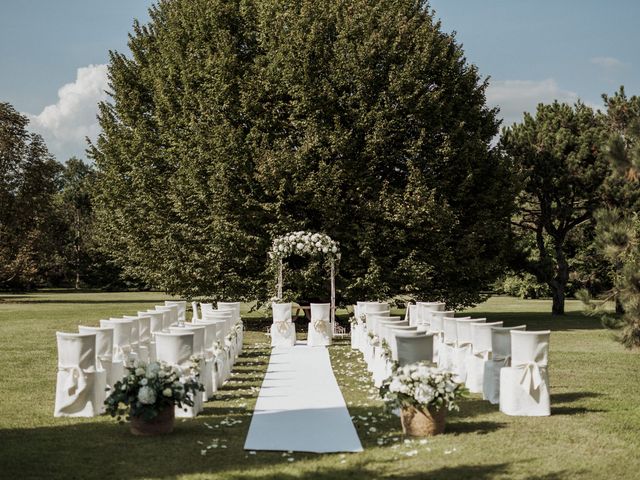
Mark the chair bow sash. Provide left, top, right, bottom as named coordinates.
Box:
left=492, top=354, right=511, bottom=367
left=273, top=321, right=291, bottom=336
left=313, top=319, right=330, bottom=335
left=517, top=361, right=545, bottom=394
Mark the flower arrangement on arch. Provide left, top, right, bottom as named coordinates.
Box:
left=269, top=231, right=340, bottom=261
left=105, top=359, right=204, bottom=422
left=380, top=362, right=467, bottom=413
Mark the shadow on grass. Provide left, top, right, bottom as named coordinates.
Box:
left=465, top=312, right=603, bottom=331
left=222, top=462, right=513, bottom=480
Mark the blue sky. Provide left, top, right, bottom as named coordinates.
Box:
left=1, top=0, right=638, bottom=161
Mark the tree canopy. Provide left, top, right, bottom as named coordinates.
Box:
left=92, top=0, right=514, bottom=306
left=502, top=101, right=609, bottom=314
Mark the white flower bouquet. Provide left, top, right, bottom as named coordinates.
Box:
left=268, top=231, right=340, bottom=261
left=380, top=362, right=467, bottom=413
left=105, top=359, right=204, bottom=422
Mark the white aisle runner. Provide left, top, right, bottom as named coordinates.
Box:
left=244, top=343, right=363, bottom=453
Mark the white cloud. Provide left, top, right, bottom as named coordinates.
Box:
left=27, top=64, right=108, bottom=161
left=487, top=79, right=583, bottom=128
left=590, top=56, right=627, bottom=69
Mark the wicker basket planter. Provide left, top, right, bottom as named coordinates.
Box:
left=130, top=407, right=175, bottom=436
left=400, top=405, right=446, bottom=436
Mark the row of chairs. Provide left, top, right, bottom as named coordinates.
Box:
left=54, top=301, right=244, bottom=418
left=351, top=301, right=551, bottom=416
left=269, top=302, right=333, bottom=347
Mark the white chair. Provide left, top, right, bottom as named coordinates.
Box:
left=361, top=303, right=390, bottom=353
left=150, top=307, right=172, bottom=332
left=126, top=315, right=151, bottom=362
left=218, top=301, right=243, bottom=355
left=155, top=331, right=202, bottom=417
left=372, top=318, right=405, bottom=386
left=483, top=325, right=527, bottom=404
left=452, top=317, right=485, bottom=381
left=500, top=330, right=551, bottom=416
left=195, top=320, right=221, bottom=393
left=308, top=303, right=332, bottom=347
left=416, top=302, right=446, bottom=329
left=203, top=310, right=236, bottom=363
left=271, top=302, right=296, bottom=347
left=428, top=310, right=455, bottom=363
left=155, top=305, right=178, bottom=329
left=120, top=316, right=141, bottom=358
left=99, top=319, right=134, bottom=364
left=395, top=333, right=436, bottom=367
left=170, top=324, right=212, bottom=401
left=389, top=327, right=421, bottom=362
left=77, top=326, right=115, bottom=406
left=165, top=301, right=187, bottom=322
left=195, top=318, right=229, bottom=387
left=191, top=301, right=200, bottom=321
left=54, top=332, right=104, bottom=417
left=464, top=321, right=504, bottom=393
left=405, top=304, right=418, bottom=326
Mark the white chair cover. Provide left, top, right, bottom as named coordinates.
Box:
left=389, top=327, right=421, bottom=361
left=191, top=301, right=200, bottom=321
left=464, top=321, right=503, bottom=393
left=77, top=326, right=117, bottom=402
left=203, top=310, right=236, bottom=362
left=99, top=319, right=133, bottom=364
left=154, top=331, right=201, bottom=417
left=428, top=310, right=455, bottom=364
left=452, top=318, right=485, bottom=381
left=195, top=318, right=229, bottom=387
left=483, top=325, right=527, bottom=404
left=151, top=307, right=172, bottom=332
left=416, top=302, right=445, bottom=329
left=54, top=332, right=103, bottom=417
left=165, top=301, right=187, bottom=322
left=395, top=334, right=436, bottom=367
left=170, top=324, right=212, bottom=400
left=218, top=302, right=243, bottom=353
left=155, top=305, right=178, bottom=329
left=271, top=302, right=296, bottom=347
left=308, top=303, right=332, bottom=347
left=120, top=316, right=141, bottom=358
left=405, top=304, right=418, bottom=326
left=500, top=330, right=551, bottom=416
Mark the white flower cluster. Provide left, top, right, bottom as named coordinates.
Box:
left=269, top=231, right=340, bottom=260
left=105, top=359, right=204, bottom=420
left=384, top=363, right=465, bottom=412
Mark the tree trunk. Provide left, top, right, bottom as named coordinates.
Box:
left=551, top=241, right=570, bottom=316
left=552, top=285, right=565, bottom=315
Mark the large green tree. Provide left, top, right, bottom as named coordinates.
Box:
left=0, top=102, right=63, bottom=289
left=92, top=0, right=514, bottom=306
left=580, top=87, right=640, bottom=347
left=502, top=101, right=609, bottom=315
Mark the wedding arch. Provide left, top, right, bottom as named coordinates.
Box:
left=269, top=231, right=340, bottom=326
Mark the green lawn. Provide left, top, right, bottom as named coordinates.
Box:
left=0, top=291, right=638, bottom=479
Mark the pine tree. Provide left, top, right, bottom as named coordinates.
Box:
left=580, top=87, right=640, bottom=347
left=502, top=101, right=609, bottom=315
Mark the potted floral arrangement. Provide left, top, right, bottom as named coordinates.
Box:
left=380, top=362, right=467, bottom=436
left=105, top=359, right=204, bottom=436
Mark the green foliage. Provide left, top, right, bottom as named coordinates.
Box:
left=581, top=87, right=640, bottom=348
left=503, top=101, right=609, bottom=314
left=498, top=272, right=552, bottom=299
left=0, top=102, right=63, bottom=289
left=105, top=359, right=203, bottom=421
left=92, top=0, right=513, bottom=307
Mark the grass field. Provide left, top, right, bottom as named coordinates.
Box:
left=0, top=291, right=639, bottom=479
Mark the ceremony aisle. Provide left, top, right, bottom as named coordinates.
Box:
left=244, top=342, right=363, bottom=453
